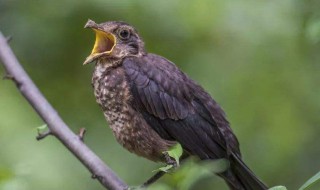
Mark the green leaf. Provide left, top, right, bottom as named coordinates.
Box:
left=153, top=143, right=183, bottom=173
left=201, top=159, right=229, bottom=173
left=158, top=165, right=174, bottom=173
left=269, top=186, right=287, bottom=190
left=166, top=143, right=183, bottom=166
left=127, top=186, right=145, bottom=190
left=0, top=167, right=14, bottom=181
left=170, top=158, right=228, bottom=190
left=306, top=19, right=320, bottom=44
left=152, top=165, right=173, bottom=173
left=299, top=171, right=320, bottom=190
left=36, top=124, right=48, bottom=133
left=147, top=183, right=173, bottom=190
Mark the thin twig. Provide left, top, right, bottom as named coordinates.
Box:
left=36, top=130, right=52, bottom=141
left=6, top=35, right=12, bottom=42
left=2, top=73, right=13, bottom=80
left=0, top=31, right=128, bottom=190
left=142, top=171, right=166, bottom=188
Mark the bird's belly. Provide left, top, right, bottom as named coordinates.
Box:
left=92, top=65, right=172, bottom=161
left=102, top=102, right=171, bottom=162
left=106, top=109, right=167, bottom=162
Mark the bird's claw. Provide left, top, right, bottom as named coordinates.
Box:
left=164, top=152, right=178, bottom=168
left=152, top=152, right=178, bottom=173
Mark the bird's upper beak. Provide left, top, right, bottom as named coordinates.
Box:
left=83, top=19, right=117, bottom=65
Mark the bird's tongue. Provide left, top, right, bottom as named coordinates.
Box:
left=91, top=30, right=115, bottom=54
left=95, top=38, right=110, bottom=52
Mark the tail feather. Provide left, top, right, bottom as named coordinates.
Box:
left=221, top=154, right=267, bottom=190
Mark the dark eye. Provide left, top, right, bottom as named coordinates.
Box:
left=118, top=29, right=130, bottom=40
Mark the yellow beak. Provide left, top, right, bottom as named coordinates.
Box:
left=83, top=25, right=116, bottom=65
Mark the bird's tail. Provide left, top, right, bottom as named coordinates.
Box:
left=220, top=154, right=268, bottom=190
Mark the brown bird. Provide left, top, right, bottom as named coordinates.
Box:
left=83, top=19, right=267, bottom=190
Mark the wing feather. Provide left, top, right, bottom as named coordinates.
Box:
left=123, top=54, right=240, bottom=158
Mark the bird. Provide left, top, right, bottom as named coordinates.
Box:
left=83, top=19, right=268, bottom=190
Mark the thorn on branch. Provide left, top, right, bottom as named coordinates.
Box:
left=2, top=73, right=21, bottom=88
left=6, top=35, right=12, bottom=43
left=2, top=73, right=14, bottom=80
left=78, top=127, right=87, bottom=142
left=91, top=174, right=102, bottom=181
left=36, top=130, right=52, bottom=141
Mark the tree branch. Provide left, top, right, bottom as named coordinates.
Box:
left=0, top=31, right=128, bottom=190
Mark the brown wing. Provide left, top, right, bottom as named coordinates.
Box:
left=123, top=54, right=240, bottom=159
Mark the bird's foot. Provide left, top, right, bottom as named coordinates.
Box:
left=153, top=143, right=183, bottom=173
left=143, top=143, right=183, bottom=187
left=164, top=152, right=178, bottom=168
left=153, top=152, right=178, bottom=173
left=164, top=142, right=183, bottom=167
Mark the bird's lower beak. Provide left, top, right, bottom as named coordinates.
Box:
left=83, top=22, right=116, bottom=65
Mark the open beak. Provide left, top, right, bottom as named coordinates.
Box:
left=83, top=19, right=116, bottom=65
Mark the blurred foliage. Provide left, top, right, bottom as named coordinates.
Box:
left=299, top=171, right=320, bottom=190
left=269, top=186, right=287, bottom=190
left=149, top=158, right=229, bottom=190
left=1, top=0, right=320, bottom=190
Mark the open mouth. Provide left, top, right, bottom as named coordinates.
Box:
left=83, top=29, right=116, bottom=65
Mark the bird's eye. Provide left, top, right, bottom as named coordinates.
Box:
left=118, top=29, right=130, bottom=40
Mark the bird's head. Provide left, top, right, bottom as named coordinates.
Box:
left=83, top=19, right=145, bottom=65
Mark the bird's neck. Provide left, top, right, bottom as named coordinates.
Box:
left=96, top=57, right=123, bottom=70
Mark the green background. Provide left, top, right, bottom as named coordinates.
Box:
left=0, top=0, right=320, bottom=189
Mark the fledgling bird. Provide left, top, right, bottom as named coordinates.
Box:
left=83, top=19, right=267, bottom=190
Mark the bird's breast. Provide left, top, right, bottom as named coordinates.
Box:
left=92, top=64, right=131, bottom=131
left=92, top=63, right=172, bottom=161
